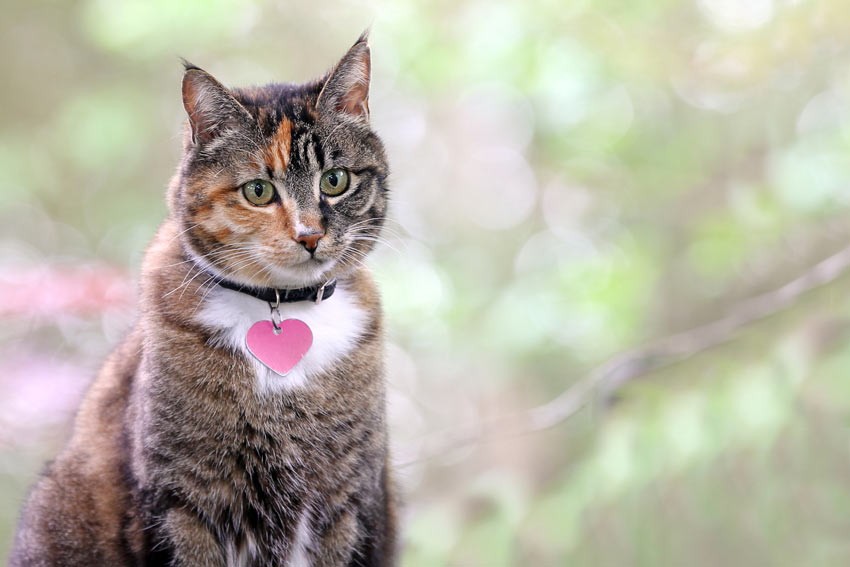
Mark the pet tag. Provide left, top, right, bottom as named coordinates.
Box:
left=246, top=319, right=313, bottom=376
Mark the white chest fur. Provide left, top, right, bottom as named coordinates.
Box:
left=196, top=283, right=367, bottom=394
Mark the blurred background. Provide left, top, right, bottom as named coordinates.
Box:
left=4, top=0, right=850, bottom=564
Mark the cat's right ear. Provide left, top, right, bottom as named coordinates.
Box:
left=181, top=62, right=252, bottom=146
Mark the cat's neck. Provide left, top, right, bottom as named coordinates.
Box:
left=140, top=218, right=380, bottom=394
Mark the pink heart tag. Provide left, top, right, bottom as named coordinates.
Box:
left=245, top=319, right=313, bottom=376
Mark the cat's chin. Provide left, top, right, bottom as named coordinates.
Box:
left=261, top=258, right=337, bottom=289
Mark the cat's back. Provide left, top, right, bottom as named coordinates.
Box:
left=10, top=328, right=145, bottom=566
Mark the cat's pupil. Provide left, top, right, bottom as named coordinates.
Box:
left=328, top=173, right=338, bottom=186
left=253, top=184, right=263, bottom=197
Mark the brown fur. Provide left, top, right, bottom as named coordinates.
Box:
left=266, top=117, right=293, bottom=174
left=12, top=33, right=396, bottom=566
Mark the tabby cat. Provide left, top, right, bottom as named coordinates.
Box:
left=11, top=32, right=396, bottom=566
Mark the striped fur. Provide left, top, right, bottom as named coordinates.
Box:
left=11, top=32, right=397, bottom=567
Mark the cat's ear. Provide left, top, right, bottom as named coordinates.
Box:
left=316, top=31, right=371, bottom=120
left=181, top=62, right=253, bottom=145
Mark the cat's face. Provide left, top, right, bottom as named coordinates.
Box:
left=174, top=36, right=388, bottom=289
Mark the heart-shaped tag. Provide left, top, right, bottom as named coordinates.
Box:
left=245, top=319, right=313, bottom=376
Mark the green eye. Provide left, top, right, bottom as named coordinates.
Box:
left=320, top=168, right=350, bottom=196
left=241, top=179, right=276, bottom=206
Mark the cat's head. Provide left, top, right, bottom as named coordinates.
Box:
left=173, top=33, right=388, bottom=289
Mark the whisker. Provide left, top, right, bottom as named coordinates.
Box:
left=177, top=265, right=214, bottom=301
left=189, top=256, right=264, bottom=316
left=347, top=225, right=406, bottom=241
left=153, top=242, right=256, bottom=271
left=350, top=236, right=402, bottom=255
left=166, top=222, right=201, bottom=244
left=163, top=246, right=258, bottom=299
left=163, top=262, right=202, bottom=299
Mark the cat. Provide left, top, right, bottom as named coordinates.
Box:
left=10, top=31, right=397, bottom=567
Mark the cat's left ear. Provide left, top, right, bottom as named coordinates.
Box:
left=317, top=32, right=371, bottom=121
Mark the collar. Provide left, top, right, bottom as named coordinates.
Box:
left=216, top=278, right=337, bottom=305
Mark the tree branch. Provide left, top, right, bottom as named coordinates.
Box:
left=397, top=243, right=850, bottom=468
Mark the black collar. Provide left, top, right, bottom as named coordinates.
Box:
left=217, top=278, right=336, bottom=304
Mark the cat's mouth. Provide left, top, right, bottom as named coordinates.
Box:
left=293, top=257, right=328, bottom=268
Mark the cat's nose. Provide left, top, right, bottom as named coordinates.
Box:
left=294, top=231, right=325, bottom=253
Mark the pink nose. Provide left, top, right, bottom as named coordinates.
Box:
left=295, top=231, right=324, bottom=252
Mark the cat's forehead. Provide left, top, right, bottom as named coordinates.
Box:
left=226, top=83, right=372, bottom=178
left=232, top=83, right=323, bottom=135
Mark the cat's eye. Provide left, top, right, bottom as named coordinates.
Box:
left=320, top=168, right=350, bottom=196
left=241, top=179, right=276, bottom=206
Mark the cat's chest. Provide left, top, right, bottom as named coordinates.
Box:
left=195, top=284, right=367, bottom=393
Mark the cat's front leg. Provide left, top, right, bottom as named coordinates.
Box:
left=309, top=508, right=361, bottom=567
left=308, top=504, right=394, bottom=567
left=159, top=507, right=226, bottom=567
